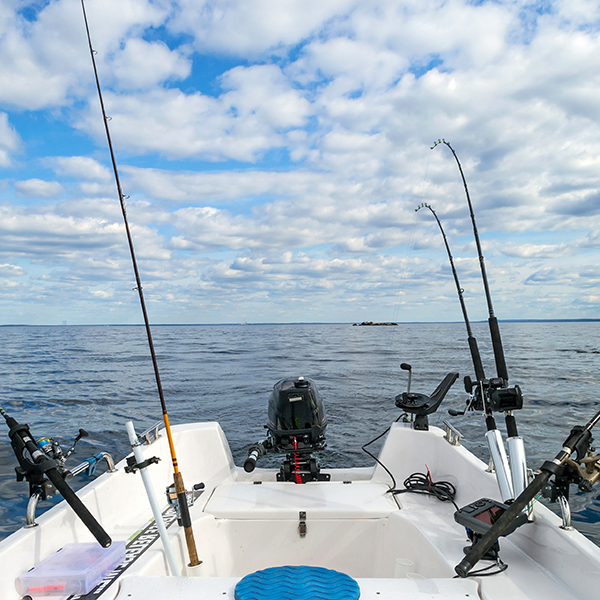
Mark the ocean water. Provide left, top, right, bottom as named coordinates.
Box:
left=1, top=321, right=600, bottom=546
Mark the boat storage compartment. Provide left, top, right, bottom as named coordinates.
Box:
left=18, top=541, right=126, bottom=596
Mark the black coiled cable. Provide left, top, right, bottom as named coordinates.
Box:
left=390, top=469, right=459, bottom=510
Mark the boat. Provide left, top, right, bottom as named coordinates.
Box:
left=1, top=363, right=600, bottom=600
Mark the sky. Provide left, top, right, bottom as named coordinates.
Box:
left=1, top=0, right=600, bottom=325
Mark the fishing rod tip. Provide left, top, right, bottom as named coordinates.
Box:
left=430, top=138, right=448, bottom=150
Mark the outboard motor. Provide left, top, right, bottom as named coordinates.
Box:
left=244, top=377, right=330, bottom=483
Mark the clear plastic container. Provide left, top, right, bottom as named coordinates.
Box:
left=18, top=541, right=126, bottom=596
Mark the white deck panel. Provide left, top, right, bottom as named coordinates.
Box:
left=204, top=481, right=399, bottom=519
left=115, top=575, right=481, bottom=600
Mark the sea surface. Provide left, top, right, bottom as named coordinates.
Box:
left=1, top=321, right=600, bottom=546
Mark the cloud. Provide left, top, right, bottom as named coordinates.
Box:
left=0, top=112, right=20, bottom=166
left=14, top=179, right=64, bottom=198
left=51, top=156, right=112, bottom=181
left=501, top=243, right=575, bottom=259
left=0, top=0, right=169, bottom=109
left=75, top=61, right=314, bottom=162
left=112, top=38, right=191, bottom=90
left=170, top=0, right=353, bottom=56
left=0, top=263, right=24, bottom=277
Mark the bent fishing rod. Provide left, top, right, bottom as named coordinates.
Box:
left=431, top=139, right=508, bottom=381
left=432, top=139, right=527, bottom=498
left=416, top=203, right=513, bottom=501
left=80, top=0, right=200, bottom=565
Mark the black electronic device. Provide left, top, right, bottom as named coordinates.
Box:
left=454, top=498, right=528, bottom=537
left=395, top=372, right=459, bottom=430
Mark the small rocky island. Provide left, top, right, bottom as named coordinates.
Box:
left=352, top=321, right=398, bottom=326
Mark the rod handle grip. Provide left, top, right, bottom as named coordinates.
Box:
left=489, top=317, right=508, bottom=381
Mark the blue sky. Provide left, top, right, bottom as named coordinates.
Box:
left=1, top=0, right=600, bottom=325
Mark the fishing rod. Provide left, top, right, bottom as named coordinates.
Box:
left=431, top=139, right=507, bottom=380
left=416, top=203, right=484, bottom=382
left=416, top=203, right=513, bottom=501
left=0, top=406, right=111, bottom=547
left=432, top=139, right=528, bottom=498
left=79, top=0, right=200, bottom=566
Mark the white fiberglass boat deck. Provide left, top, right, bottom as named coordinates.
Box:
left=2, top=421, right=599, bottom=600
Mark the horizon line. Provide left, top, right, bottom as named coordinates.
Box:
left=2, top=318, right=600, bottom=327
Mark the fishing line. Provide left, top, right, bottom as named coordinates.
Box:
left=79, top=0, right=200, bottom=566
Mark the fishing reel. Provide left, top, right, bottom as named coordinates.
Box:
left=13, top=426, right=90, bottom=502
left=244, top=377, right=330, bottom=483
left=542, top=426, right=600, bottom=501
left=451, top=376, right=523, bottom=415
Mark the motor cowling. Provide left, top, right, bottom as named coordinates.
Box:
left=267, top=376, right=327, bottom=454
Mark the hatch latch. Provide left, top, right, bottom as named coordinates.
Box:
left=298, top=511, right=307, bottom=537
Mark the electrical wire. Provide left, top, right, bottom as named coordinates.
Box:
left=390, top=467, right=459, bottom=510
left=361, top=416, right=403, bottom=490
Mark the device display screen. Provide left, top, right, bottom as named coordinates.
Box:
left=474, top=504, right=505, bottom=526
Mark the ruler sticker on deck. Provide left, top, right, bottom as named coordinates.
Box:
left=67, top=506, right=178, bottom=600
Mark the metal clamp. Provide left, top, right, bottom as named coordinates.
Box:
left=443, top=420, right=464, bottom=446
left=69, top=452, right=117, bottom=477
left=125, top=455, right=160, bottom=474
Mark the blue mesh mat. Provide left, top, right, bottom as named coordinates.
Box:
left=234, top=565, right=360, bottom=600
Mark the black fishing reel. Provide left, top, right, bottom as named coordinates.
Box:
left=244, top=377, right=330, bottom=483
left=452, top=376, right=523, bottom=415
left=542, top=425, right=600, bottom=500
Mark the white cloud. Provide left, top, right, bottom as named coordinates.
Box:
left=76, top=63, right=312, bottom=161
left=170, top=0, right=353, bottom=56
left=14, top=179, right=64, bottom=198
left=0, top=0, right=169, bottom=109
left=112, top=38, right=191, bottom=89
left=51, top=156, right=112, bottom=181
left=0, top=263, right=24, bottom=277
left=0, top=112, right=20, bottom=166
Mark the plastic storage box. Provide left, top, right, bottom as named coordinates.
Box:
left=18, top=541, right=126, bottom=596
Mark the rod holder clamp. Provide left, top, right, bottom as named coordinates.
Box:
left=125, top=455, right=160, bottom=474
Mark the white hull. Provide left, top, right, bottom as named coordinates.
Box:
left=2, top=422, right=599, bottom=599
